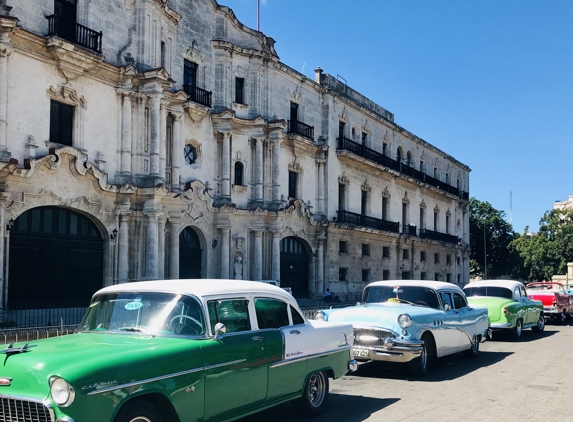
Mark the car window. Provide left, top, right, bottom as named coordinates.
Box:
left=452, top=292, right=467, bottom=309
left=440, top=292, right=453, bottom=310
left=513, top=287, right=521, bottom=299
left=464, top=286, right=512, bottom=298
left=290, top=305, right=305, bottom=325
left=520, top=286, right=527, bottom=297
left=255, top=298, right=289, bottom=329
left=207, top=299, right=251, bottom=334
left=363, top=285, right=440, bottom=308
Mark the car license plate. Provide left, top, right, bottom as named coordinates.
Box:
left=353, top=348, right=369, bottom=358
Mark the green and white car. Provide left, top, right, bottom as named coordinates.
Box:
left=0, top=279, right=356, bottom=422
left=464, top=280, right=545, bottom=340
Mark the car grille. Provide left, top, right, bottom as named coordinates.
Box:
left=353, top=328, right=396, bottom=348
left=0, top=397, right=53, bottom=422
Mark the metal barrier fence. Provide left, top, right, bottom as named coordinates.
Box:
left=0, top=326, right=78, bottom=345
left=4, top=302, right=88, bottom=328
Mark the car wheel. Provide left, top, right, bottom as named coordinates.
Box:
left=296, top=371, right=329, bottom=416
left=407, top=335, right=430, bottom=377
left=511, top=319, right=522, bottom=340
left=463, top=335, right=480, bottom=358
left=559, top=311, right=567, bottom=325
left=114, top=401, right=164, bottom=422
left=531, top=315, right=545, bottom=332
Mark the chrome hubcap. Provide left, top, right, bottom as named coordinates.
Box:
left=517, top=321, right=522, bottom=336
left=538, top=316, right=545, bottom=329
left=308, top=373, right=326, bottom=407
left=129, top=418, right=152, bottom=422
left=421, top=344, right=428, bottom=369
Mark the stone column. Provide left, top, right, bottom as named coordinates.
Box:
left=145, top=214, right=159, bottom=279
left=149, top=94, right=161, bottom=176
left=168, top=218, right=181, bottom=279
left=117, top=213, right=131, bottom=283
left=158, top=217, right=166, bottom=279
left=316, top=236, right=325, bottom=293
left=219, top=227, right=230, bottom=279
left=171, top=112, right=182, bottom=188
left=272, top=138, right=281, bottom=205
left=271, top=230, right=280, bottom=282
left=221, top=132, right=231, bottom=201
left=0, top=193, right=10, bottom=309
left=120, top=92, right=132, bottom=175
left=254, top=138, right=264, bottom=203
left=252, top=229, right=263, bottom=281
left=0, top=17, right=18, bottom=160
left=159, top=101, right=167, bottom=180
left=316, top=159, right=326, bottom=216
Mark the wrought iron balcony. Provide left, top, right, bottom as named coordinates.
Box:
left=287, top=120, right=314, bottom=140
left=419, top=228, right=459, bottom=244
left=337, top=136, right=468, bottom=199
left=46, top=15, right=102, bottom=54
left=336, top=210, right=400, bottom=233
left=183, top=85, right=212, bottom=108
left=403, top=224, right=417, bottom=236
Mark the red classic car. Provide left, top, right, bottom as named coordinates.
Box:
left=526, top=282, right=573, bottom=324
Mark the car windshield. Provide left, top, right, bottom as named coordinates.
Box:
left=362, top=285, right=440, bottom=309
left=528, top=284, right=558, bottom=291
left=79, top=292, right=206, bottom=336
left=464, top=286, right=513, bottom=299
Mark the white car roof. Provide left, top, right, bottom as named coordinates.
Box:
left=464, top=280, right=523, bottom=290
left=366, top=280, right=464, bottom=294
left=96, top=279, right=295, bottom=302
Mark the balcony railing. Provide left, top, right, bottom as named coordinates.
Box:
left=337, top=210, right=400, bottom=233
left=183, top=85, right=212, bottom=108
left=337, top=137, right=468, bottom=199
left=46, top=15, right=102, bottom=54
left=288, top=120, right=314, bottom=140
left=403, top=224, right=417, bottom=236
left=419, top=228, right=459, bottom=244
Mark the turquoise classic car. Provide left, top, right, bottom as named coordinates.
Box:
left=464, top=280, right=544, bottom=339
left=0, top=279, right=356, bottom=422
left=315, top=280, right=489, bottom=377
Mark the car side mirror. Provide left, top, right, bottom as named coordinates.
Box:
left=214, top=322, right=226, bottom=338
left=444, top=304, right=451, bottom=311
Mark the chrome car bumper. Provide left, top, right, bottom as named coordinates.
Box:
left=353, top=337, right=424, bottom=363
left=490, top=322, right=513, bottom=329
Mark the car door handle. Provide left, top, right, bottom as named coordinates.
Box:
left=251, top=336, right=263, bottom=341
left=290, top=330, right=301, bottom=335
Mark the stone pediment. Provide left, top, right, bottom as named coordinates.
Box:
left=183, top=100, right=211, bottom=123
left=152, top=0, right=181, bottom=24
left=46, top=37, right=103, bottom=81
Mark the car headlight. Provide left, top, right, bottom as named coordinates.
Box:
left=50, top=377, right=75, bottom=407
left=397, top=313, right=412, bottom=328
left=314, top=311, right=326, bottom=321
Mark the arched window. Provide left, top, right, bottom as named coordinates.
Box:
left=234, top=162, right=244, bottom=186
left=397, top=147, right=403, bottom=163
left=406, top=151, right=412, bottom=167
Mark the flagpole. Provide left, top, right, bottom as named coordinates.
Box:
left=257, top=0, right=260, bottom=31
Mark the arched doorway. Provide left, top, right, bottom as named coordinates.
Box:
left=179, top=226, right=202, bottom=279
left=9, top=206, right=104, bottom=304
left=280, top=237, right=309, bottom=298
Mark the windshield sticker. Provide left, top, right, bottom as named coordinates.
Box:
left=125, top=301, right=143, bottom=310
left=388, top=298, right=400, bottom=303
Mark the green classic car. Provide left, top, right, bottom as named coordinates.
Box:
left=464, top=280, right=544, bottom=340
left=0, top=279, right=356, bottom=422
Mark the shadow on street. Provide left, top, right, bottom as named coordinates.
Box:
left=239, top=393, right=399, bottom=422
left=347, top=349, right=513, bottom=382
left=490, top=327, right=557, bottom=343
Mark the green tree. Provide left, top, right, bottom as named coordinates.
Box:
left=511, top=209, right=573, bottom=281
left=469, top=198, right=522, bottom=279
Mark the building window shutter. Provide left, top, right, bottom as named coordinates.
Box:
left=50, top=100, right=74, bottom=146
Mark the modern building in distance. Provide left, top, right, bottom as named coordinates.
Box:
left=0, top=0, right=470, bottom=314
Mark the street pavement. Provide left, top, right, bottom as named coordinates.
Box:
left=242, top=322, right=573, bottom=422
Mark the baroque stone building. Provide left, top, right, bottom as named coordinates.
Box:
left=0, top=0, right=470, bottom=308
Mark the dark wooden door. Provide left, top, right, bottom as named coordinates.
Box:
left=179, top=227, right=202, bottom=279
left=9, top=206, right=103, bottom=305
left=280, top=237, right=309, bottom=298
left=54, top=0, right=77, bottom=42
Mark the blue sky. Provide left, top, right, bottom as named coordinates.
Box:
left=222, top=0, right=573, bottom=233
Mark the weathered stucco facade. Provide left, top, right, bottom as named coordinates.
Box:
left=0, top=0, right=470, bottom=308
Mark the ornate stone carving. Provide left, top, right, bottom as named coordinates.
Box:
left=420, top=199, right=427, bottom=209
left=402, top=192, right=410, bottom=204
left=361, top=179, right=371, bottom=192
left=338, top=110, right=349, bottom=124
left=446, top=209, right=451, bottom=217
left=288, top=159, right=301, bottom=173
left=183, top=46, right=204, bottom=65
left=362, top=121, right=370, bottom=134
left=382, top=186, right=390, bottom=198
left=235, top=65, right=246, bottom=78
left=434, top=204, right=440, bottom=213
left=124, top=0, right=135, bottom=11
left=152, top=0, right=181, bottom=24
left=338, top=172, right=349, bottom=185
left=46, top=38, right=103, bottom=81
left=47, top=85, right=87, bottom=108
left=290, top=91, right=303, bottom=105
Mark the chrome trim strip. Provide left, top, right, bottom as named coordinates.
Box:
left=0, top=393, right=46, bottom=404
left=204, top=359, right=247, bottom=371
left=269, top=345, right=351, bottom=369
left=87, top=366, right=204, bottom=396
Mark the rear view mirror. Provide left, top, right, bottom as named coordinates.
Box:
left=214, top=322, right=226, bottom=337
